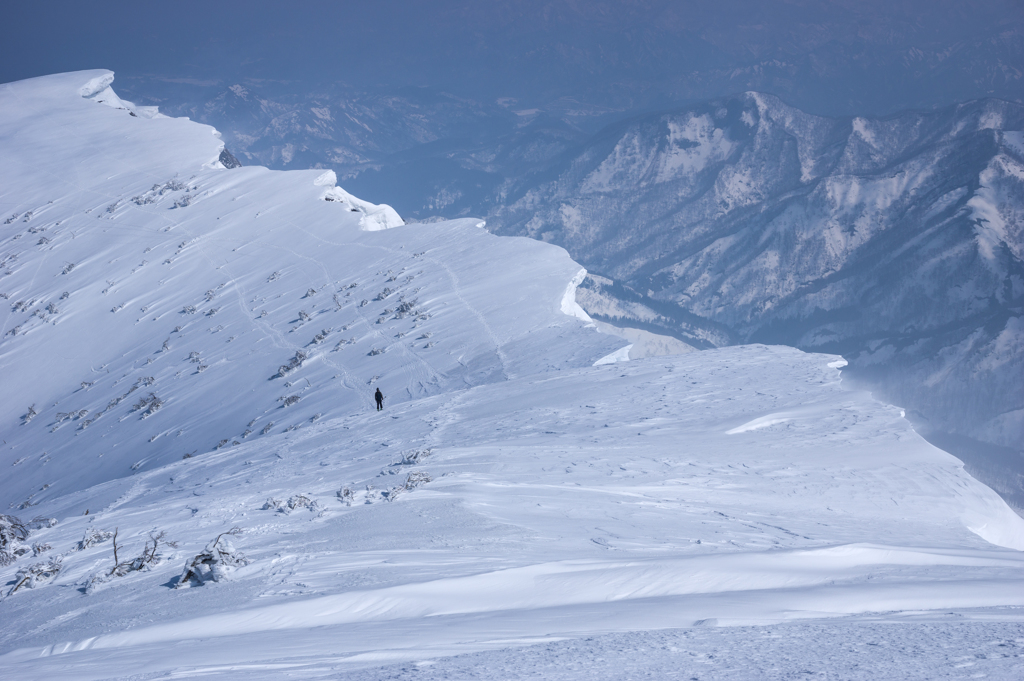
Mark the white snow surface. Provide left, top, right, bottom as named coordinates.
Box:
left=1, top=71, right=1023, bottom=680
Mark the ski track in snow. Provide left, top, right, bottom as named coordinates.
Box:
left=0, top=71, right=1023, bottom=680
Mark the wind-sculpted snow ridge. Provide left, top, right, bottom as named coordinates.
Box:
left=0, top=70, right=624, bottom=507
left=490, top=93, right=1024, bottom=457
left=0, top=345, right=1022, bottom=679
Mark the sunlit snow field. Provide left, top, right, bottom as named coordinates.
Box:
left=1, top=71, right=1023, bottom=680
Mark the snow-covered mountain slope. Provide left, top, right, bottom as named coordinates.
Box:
left=2, top=346, right=1023, bottom=679
left=2, top=71, right=1024, bottom=680
left=490, top=93, right=1024, bottom=456
left=0, top=70, right=623, bottom=508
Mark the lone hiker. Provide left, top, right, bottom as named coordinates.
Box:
left=374, top=387, right=384, bottom=411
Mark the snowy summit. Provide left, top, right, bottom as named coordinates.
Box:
left=1, top=71, right=1023, bottom=679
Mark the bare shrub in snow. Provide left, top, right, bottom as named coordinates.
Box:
left=264, top=494, right=321, bottom=514
left=261, top=422, right=274, bottom=435
left=286, top=494, right=320, bottom=513
left=280, top=395, right=300, bottom=407
left=337, top=487, right=354, bottom=506
left=394, top=300, right=417, bottom=319
left=159, top=179, right=187, bottom=193
left=21, top=405, right=37, bottom=425
left=84, top=530, right=178, bottom=594
left=382, top=449, right=433, bottom=475
left=6, top=557, right=62, bottom=597
left=32, top=542, right=51, bottom=556
left=331, top=338, right=354, bottom=352
left=374, top=287, right=393, bottom=301
left=309, top=328, right=331, bottom=345
left=298, top=309, right=311, bottom=322
left=61, top=262, right=75, bottom=275
left=132, top=393, right=164, bottom=418
left=368, top=347, right=385, bottom=356
left=175, top=528, right=249, bottom=588
left=404, top=471, right=433, bottom=487
left=55, top=409, right=88, bottom=425
left=274, top=350, right=307, bottom=378
left=0, top=514, right=30, bottom=565
left=400, top=449, right=432, bottom=465
left=181, top=305, right=197, bottom=314
left=304, top=288, right=316, bottom=298
left=384, top=471, right=433, bottom=502
left=77, top=527, right=114, bottom=551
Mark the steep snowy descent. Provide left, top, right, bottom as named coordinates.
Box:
left=0, top=70, right=624, bottom=508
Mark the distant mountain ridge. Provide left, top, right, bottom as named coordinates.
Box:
left=489, top=93, right=1024, bottom=451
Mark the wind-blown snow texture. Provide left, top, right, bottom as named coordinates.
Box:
left=491, top=93, right=1024, bottom=453
left=1, top=72, right=1023, bottom=680
left=0, top=70, right=622, bottom=505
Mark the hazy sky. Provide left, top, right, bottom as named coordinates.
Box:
left=5, top=1, right=1023, bottom=115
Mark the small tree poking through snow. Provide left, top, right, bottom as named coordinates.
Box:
left=175, top=528, right=249, bottom=588
left=6, top=557, right=62, bottom=597
left=83, top=529, right=179, bottom=594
